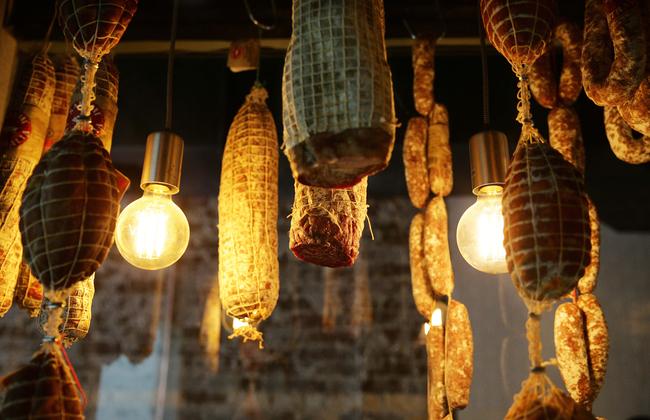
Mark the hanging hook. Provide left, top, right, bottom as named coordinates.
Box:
left=402, top=18, right=417, bottom=40
left=243, top=0, right=277, bottom=32
left=402, top=2, right=446, bottom=41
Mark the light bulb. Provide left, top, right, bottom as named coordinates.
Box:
left=115, top=184, right=190, bottom=270
left=456, top=185, right=508, bottom=274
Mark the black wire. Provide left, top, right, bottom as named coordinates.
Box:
left=477, top=0, right=490, bottom=128
left=165, top=0, right=180, bottom=131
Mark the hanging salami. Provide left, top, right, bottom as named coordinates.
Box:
left=218, top=86, right=279, bottom=346
left=282, top=0, right=396, bottom=188
left=403, top=116, right=429, bottom=208
left=0, top=53, right=55, bottom=317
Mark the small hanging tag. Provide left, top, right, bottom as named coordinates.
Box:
left=227, top=39, right=260, bottom=73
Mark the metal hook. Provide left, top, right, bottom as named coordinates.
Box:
left=402, top=18, right=416, bottom=40
left=243, top=0, right=277, bottom=32
left=402, top=3, right=446, bottom=41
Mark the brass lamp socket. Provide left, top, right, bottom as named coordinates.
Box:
left=140, top=130, right=184, bottom=194
left=469, top=130, right=509, bottom=194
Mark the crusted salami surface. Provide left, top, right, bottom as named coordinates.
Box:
left=290, top=178, right=367, bottom=268
left=282, top=0, right=395, bottom=188
left=529, top=51, right=557, bottom=109
left=555, top=22, right=584, bottom=106
left=424, top=196, right=454, bottom=297
left=548, top=106, right=585, bottom=175
left=413, top=38, right=435, bottom=116
left=554, top=302, right=592, bottom=406
left=502, top=141, right=591, bottom=307
left=427, top=103, right=452, bottom=197
left=603, top=106, right=650, bottom=164
left=409, top=212, right=434, bottom=321
left=582, top=0, right=646, bottom=106
left=445, top=299, right=473, bottom=410
left=577, top=293, right=609, bottom=401
left=403, top=116, right=429, bottom=208
left=578, top=198, right=600, bottom=294
left=426, top=321, right=448, bottom=420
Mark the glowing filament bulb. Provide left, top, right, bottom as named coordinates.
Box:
left=115, top=184, right=189, bottom=270
left=456, top=185, right=508, bottom=274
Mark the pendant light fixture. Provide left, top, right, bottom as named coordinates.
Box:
left=456, top=7, right=510, bottom=275
left=115, top=0, right=190, bottom=270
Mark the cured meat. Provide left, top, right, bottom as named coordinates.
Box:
left=58, top=0, right=138, bottom=62
left=0, top=53, right=55, bottom=317
left=218, top=86, right=279, bottom=345
left=554, top=302, right=592, bottom=406
left=424, top=196, right=454, bottom=297
left=581, top=0, right=646, bottom=106
left=445, top=299, right=473, bottom=410
left=413, top=37, right=435, bottom=116
left=555, top=22, right=584, bottom=106
left=426, top=318, right=448, bottom=419
left=603, top=106, right=650, bottom=164
left=577, top=293, right=609, bottom=402
left=480, top=0, right=556, bottom=70
left=548, top=106, right=585, bottom=175
left=0, top=344, right=84, bottom=419
left=20, top=132, right=122, bottom=292
left=578, top=198, right=600, bottom=294
left=290, top=178, right=367, bottom=268
left=403, top=116, right=429, bottom=208
left=13, top=261, right=43, bottom=317
left=529, top=51, right=557, bottom=109
left=427, top=103, right=452, bottom=197
left=502, top=140, right=591, bottom=308
left=45, top=54, right=79, bottom=151
left=282, top=0, right=395, bottom=188
left=409, top=212, right=434, bottom=321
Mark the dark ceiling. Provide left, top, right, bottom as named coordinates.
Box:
left=5, top=0, right=584, bottom=42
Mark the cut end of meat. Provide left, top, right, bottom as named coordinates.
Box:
left=286, top=127, right=393, bottom=188
left=291, top=243, right=357, bottom=268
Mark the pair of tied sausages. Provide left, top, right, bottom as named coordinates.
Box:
left=403, top=104, right=452, bottom=209
left=554, top=294, right=609, bottom=409
left=426, top=299, right=474, bottom=418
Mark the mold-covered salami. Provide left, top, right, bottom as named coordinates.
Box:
left=424, top=196, right=454, bottom=297
left=409, top=212, right=434, bottom=321
left=578, top=198, right=600, bottom=294
left=413, top=38, right=435, bottom=116
left=582, top=0, right=646, bottom=106
left=445, top=299, right=474, bottom=410
left=403, top=116, right=429, bottom=208
left=548, top=106, right=585, bottom=175
left=577, top=293, right=609, bottom=402
left=554, top=302, right=592, bottom=406
left=427, top=103, right=452, bottom=197
left=603, top=106, right=650, bottom=164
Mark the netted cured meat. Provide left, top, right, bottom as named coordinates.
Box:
left=282, top=0, right=396, bottom=188
left=481, top=0, right=556, bottom=72
left=502, top=140, right=591, bottom=309
left=218, top=86, right=279, bottom=346
left=290, top=179, right=367, bottom=268
left=20, top=132, right=122, bottom=294
left=0, top=343, right=84, bottom=419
